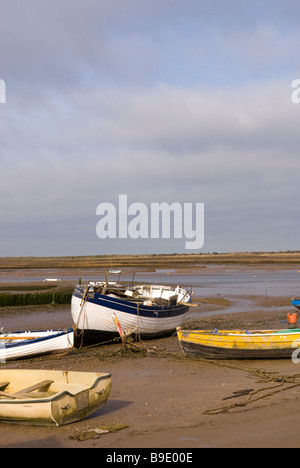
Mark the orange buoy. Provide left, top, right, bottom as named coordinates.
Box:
left=287, top=312, right=298, bottom=326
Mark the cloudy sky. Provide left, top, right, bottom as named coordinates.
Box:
left=1, top=0, right=300, bottom=256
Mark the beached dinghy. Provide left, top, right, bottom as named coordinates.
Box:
left=0, top=329, right=74, bottom=361
left=0, top=369, right=111, bottom=426
left=72, top=281, right=192, bottom=345
left=177, top=328, right=300, bottom=359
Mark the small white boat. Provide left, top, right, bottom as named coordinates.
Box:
left=0, top=369, right=111, bottom=426
left=72, top=281, right=193, bottom=345
left=43, top=278, right=61, bottom=282
left=0, top=329, right=74, bottom=361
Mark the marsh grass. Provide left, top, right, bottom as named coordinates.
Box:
left=0, top=286, right=73, bottom=307
left=1, top=251, right=300, bottom=270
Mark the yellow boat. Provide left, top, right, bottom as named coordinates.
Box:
left=177, top=328, right=300, bottom=359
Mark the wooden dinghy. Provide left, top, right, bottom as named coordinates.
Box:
left=0, top=369, right=111, bottom=426
left=0, top=329, right=74, bottom=361
left=177, top=328, right=300, bottom=359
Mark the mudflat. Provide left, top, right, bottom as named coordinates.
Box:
left=0, top=260, right=299, bottom=448
left=0, top=332, right=299, bottom=449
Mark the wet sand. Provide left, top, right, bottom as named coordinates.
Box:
left=0, top=330, right=299, bottom=449
left=0, top=264, right=300, bottom=448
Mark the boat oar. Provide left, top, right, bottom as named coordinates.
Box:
left=112, top=313, right=144, bottom=352
left=178, top=302, right=199, bottom=307
left=0, top=336, right=40, bottom=340
left=112, top=312, right=124, bottom=338
left=0, top=390, right=30, bottom=400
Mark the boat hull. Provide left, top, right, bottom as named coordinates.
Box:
left=291, top=298, right=300, bottom=310
left=177, top=329, right=300, bottom=360
left=0, top=369, right=111, bottom=426
left=72, top=286, right=190, bottom=345
left=0, top=329, right=74, bottom=361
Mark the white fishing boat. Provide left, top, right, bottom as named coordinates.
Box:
left=0, top=369, right=111, bottom=426
left=71, top=280, right=193, bottom=345
left=0, top=329, right=74, bottom=361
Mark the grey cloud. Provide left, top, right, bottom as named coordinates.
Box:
left=1, top=1, right=300, bottom=255
left=2, top=0, right=300, bottom=89
left=1, top=80, right=300, bottom=254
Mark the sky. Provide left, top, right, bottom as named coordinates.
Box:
left=1, top=0, right=300, bottom=256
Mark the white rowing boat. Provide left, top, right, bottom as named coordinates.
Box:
left=0, top=369, right=111, bottom=426
left=0, top=329, right=74, bottom=361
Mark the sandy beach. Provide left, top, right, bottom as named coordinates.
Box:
left=0, top=259, right=300, bottom=448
